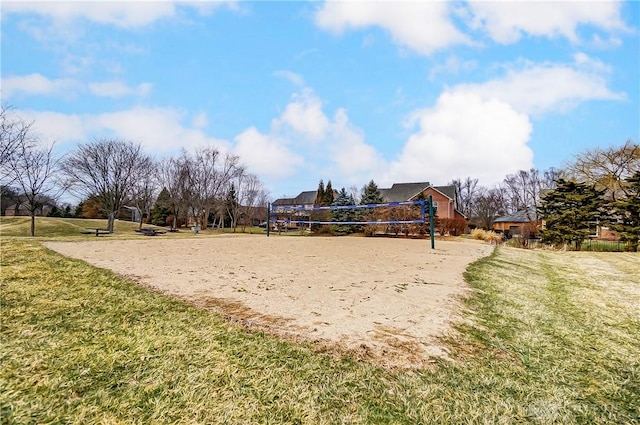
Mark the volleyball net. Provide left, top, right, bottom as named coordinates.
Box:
left=269, top=200, right=427, bottom=226
left=267, top=197, right=436, bottom=248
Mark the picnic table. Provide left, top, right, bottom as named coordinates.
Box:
left=81, top=228, right=111, bottom=236
left=136, top=227, right=167, bottom=236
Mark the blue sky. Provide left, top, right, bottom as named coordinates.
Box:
left=2, top=1, right=638, bottom=199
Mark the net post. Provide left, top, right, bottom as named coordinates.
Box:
left=428, top=195, right=435, bottom=249
left=266, top=203, right=270, bottom=237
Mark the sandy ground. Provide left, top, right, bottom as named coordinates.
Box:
left=45, top=235, right=493, bottom=368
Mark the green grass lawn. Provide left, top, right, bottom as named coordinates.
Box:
left=0, top=216, right=267, bottom=239
left=1, top=234, right=638, bottom=423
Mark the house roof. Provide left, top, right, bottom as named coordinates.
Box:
left=493, top=208, right=537, bottom=223
left=274, top=183, right=458, bottom=206
left=273, top=190, right=317, bottom=206
left=433, top=185, right=456, bottom=201
left=379, top=182, right=430, bottom=202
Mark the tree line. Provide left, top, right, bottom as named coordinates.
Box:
left=307, top=140, right=638, bottom=247
left=449, top=140, right=639, bottom=250
left=0, top=105, right=269, bottom=236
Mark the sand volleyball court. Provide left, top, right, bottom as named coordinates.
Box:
left=45, top=235, right=492, bottom=368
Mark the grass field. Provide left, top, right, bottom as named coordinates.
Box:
left=0, top=216, right=266, bottom=239
left=1, top=218, right=639, bottom=424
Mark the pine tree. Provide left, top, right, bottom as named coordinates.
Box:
left=312, top=179, right=332, bottom=233
left=360, top=179, right=384, bottom=205
left=225, top=183, right=239, bottom=230
left=608, top=172, right=640, bottom=251
left=331, top=187, right=356, bottom=235
left=314, top=180, right=325, bottom=206
left=150, top=187, right=172, bottom=226
left=323, top=180, right=334, bottom=206
left=539, top=179, right=606, bottom=250
left=359, top=180, right=384, bottom=236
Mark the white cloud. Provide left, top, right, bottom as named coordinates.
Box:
left=2, top=73, right=154, bottom=100
left=314, top=1, right=471, bottom=55
left=16, top=110, right=89, bottom=145
left=274, top=88, right=330, bottom=141
left=451, top=58, right=625, bottom=117
left=238, top=87, right=385, bottom=185
left=466, top=1, right=629, bottom=44
left=234, top=127, right=303, bottom=179
left=428, top=55, right=478, bottom=80
left=1, top=73, right=78, bottom=98
left=88, top=81, right=152, bottom=98
left=274, top=70, right=305, bottom=87
left=3, top=2, right=176, bottom=29
left=2, top=1, right=235, bottom=29
left=192, top=112, right=209, bottom=129
left=327, top=108, right=386, bottom=183
left=15, top=107, right=229, bottom=155
left=93, top=107, right=229, bottom=153
left=385, top=91, right=533, bottom=187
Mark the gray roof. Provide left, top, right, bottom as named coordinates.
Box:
left=379, top=182, right=430, bottom=202
left=274, top=182, right=457, bottom=206
left=272, top=197, right=295, bottom=206
left=273, top=190, right=318, bottom=206
left=433, top=185, right=456, bottom=201
left=493, top=208, right=537, bottom=223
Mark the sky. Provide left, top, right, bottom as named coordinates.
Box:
left=2, top=0, right=639, bottom=200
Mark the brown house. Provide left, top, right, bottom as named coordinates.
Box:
left=379, top=182, right=466, bottom=220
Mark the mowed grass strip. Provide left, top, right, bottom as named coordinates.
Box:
left=1, top=239, right=639, bottom=424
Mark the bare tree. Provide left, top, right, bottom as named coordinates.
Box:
left=565, top=140, right=640, bottom=201
left=473, top=187, right=508, bottom=230
left=450, top=177, right=480, bottom=218
left=179, top=148, right=243, bottom=229
left=348, top=184, right=361, bottom=205
left=8, top=140, right=62, bottom=236
left=502, top=168, right=558, bottom=220
left=158, top=156, right=189, bottom=230
left=61, top=139, right=151, bottom=232
left=1, top=105, right=34, bottom=182
left=130, top=156, right=158, bottom=229
left=238, top=173, right=269, bottom=232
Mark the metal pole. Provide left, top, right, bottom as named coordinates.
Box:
left=429, top=195, right=435, bottom=250
left=266, top=203, right=270, bottom=237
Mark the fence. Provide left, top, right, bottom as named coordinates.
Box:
left=506, top=237, right=637, bottom=252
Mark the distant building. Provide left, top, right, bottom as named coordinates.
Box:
left=492, top=208, right=539, bottom=237
left=4, top=203, right=53, bottom=217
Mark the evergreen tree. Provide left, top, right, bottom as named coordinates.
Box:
left=331, top=187, right=356, bottom=235
left=48, top=205, right=62, bottom=217
left=314, top=180, right=325, bottom=206
left=359, top=180, right=384, bottom=235
left=150, top=187, right=172, bottom=226
left=74, top=201, right=84, bottom=218
left=360, top=180, right=384, bottom=205
left=225, top=183, right=239, bottom=230
left=312, top=179, right=331, bottom=233
left=539, top=179, right=606, bottom=250
left=322, top=180, right=334, bottom=206
left=608, top=172, right=640, bottom=251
